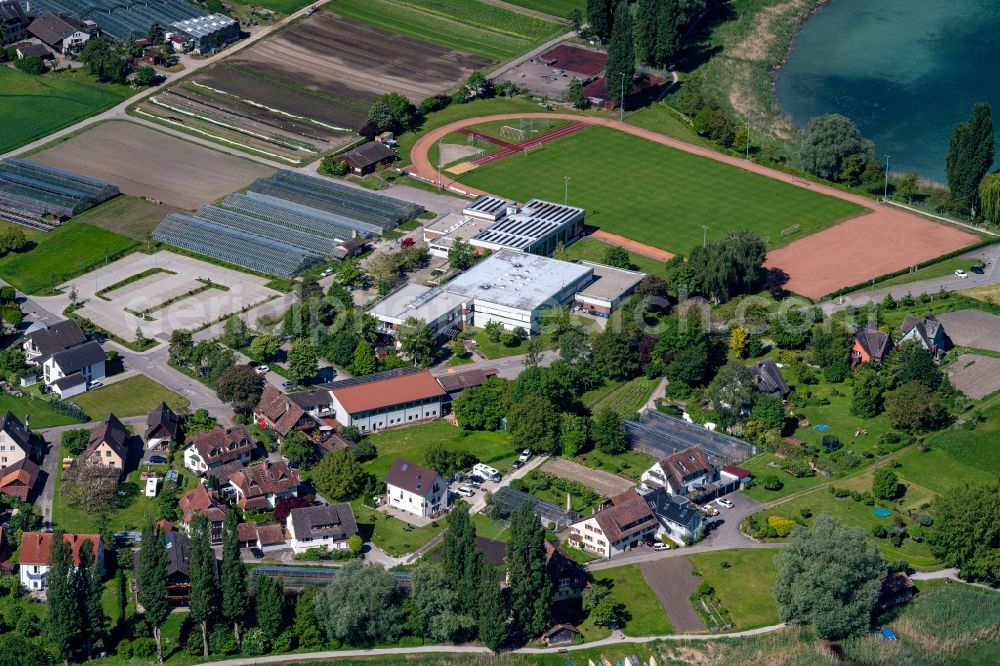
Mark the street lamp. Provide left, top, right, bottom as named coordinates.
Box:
left=619, top=72, right=625, bottom=124
left=564, top=176, right=570, bottom=205
left=437, top=138, right=443, bottom=190
left=702, top=225, right=709, bottom=247
left=883, top=154, right=890, bottom=201
left=745, top=113, right=752, bottom=160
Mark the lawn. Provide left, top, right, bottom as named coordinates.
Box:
left=72, top=195, right=183, bottom=240
left=687, top=549, right=781, bottom=629
left=466, top=118, right=573, bottom=143
left=564, top=236, right=670, bottom=279
left=739, top=453, right=827, bottom=503
left=960, top=281, right=1000, bottom=304
left=458, top=126, right=866, bottom=256
left=328, top=0, right=562, bottom=62
left=925, top=401, right=1000, bottom=476
left=363, top=420, right=517, bottom=479
left=0, top=391, right=82, bottom=428
left=0, top=68, right=130, bottom=154
left=625, top=102, right=706, bottom=146
left=580, top=564, right=673, bottom=638
left=589, top=376, right=659, bottom=418
left=351, top=500, right=443, bottom=557
left=71, top=375, right=190, bottom=419
left=472, top=511, right=511, bottom=542
left=0, top=221, right=138, bottom=294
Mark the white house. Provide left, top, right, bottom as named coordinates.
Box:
left=0, top=411, right=32, bottom=471
left=567, top=490, right=658, bottom=559
left=27, top=12, right=93, bottom=55
left=641, top=488, right=705, bottom=545
left=18, top=532, right=103, bottom=591
left=640, top=446, right=715, bottom=495
left=384, top=458, right=449, bottom=519
left=182, top=426, right=256, bottom=474
left=327, top=367, right=446, bottom=432
left=286, top=504, right=358, bottom=554
left=42, top=341, right=106, bottom=399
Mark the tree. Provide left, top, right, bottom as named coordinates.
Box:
left=688, top=229, right=766, bottom=301
left=287, top=340, right=318, bottom=383
left=249, top=333, right=281, bottom=361
left=312, top=449, right=371, bottom=501
left=508, top=394, right=560, bottom=453
left=592, top=408, right=627, bottom=455
left=129, top=65, right=157, bottom=87
left=884, top=381, right=947, bottom=432
left=871, top=468, right=898, bottom=501
left=928, top=481, right=1000, bottom=582
left=635, top=0, right=659, bottom=65
left=216, top=364, right=264, bottom=413
left=448, top=239, right=476, bottom=270
left=80, top=37, right=126, bottom=83
left=253, top=574, right=284, bottom=638
left=0, top=228, right=26, bottom=256
left=810, top=323, right=852, bottom=382
left=293, top=588, right=324, bottom=649
left=797, top=114, right=875, bottom=182
left=350, top=340, right=378, bottom=376
left=582, top=580, right=626, bottom=627
left=169, top=328, right=194, bottom=365
left=586, top=0, right=613, bottom=41
left=47, top=531, right=80, bottom=666
left=138, top=522, right=169, bottom=663
left=280, top=430, right=320, bottom=470
left=337, top=258, right=366, bottom=288
left=147, top=20, right=165, bottom=44
left=604, top=1, right=634, bottom=108
left=860, top=158, right=886, bottom=194
left=477, top=557, right=508, bottom=651
left=221, top=316, right=250, bottom=349
left=507, top=502, right=550, bottom=642
left=749, top=394, right=784, bottom=430
left=708, top=360, right=756, bottom=428
left=769, top=309, right=810, bottom=349
left=188, top=515, right=216, bottom=657
left=221, top=509, right=249, bottom=647
left=559, top=413, right=589, bottom=457
left=367, top=92, right=414, bottom=132
left=77, top=539, right=107, bottom=658
left=897, top=170, right=921, bottom=203
left=603, top=245, right=635, bottom=270
left=979, top=171, right=1000, bottom=222
left=406, top=563, right=476, bottom=642
left=693, top=107, right=738, bottom=146
left=398, top=317, right=434, bottom=367
left=946, top=102, right=994, bottom=216
left=729, top=326, right=749, bottom=358
left=61, top=428, right=90, bottom=456
left=315, top=561, right=402, bottom=645
left=14, top=55, right=45, bottom=75
left=774, top=514, right=886, bottom=639
left=442, top=509, right=481, bottom=616
left=850, top=364, right=884, bottom=418
left=591, top=329, right=638, bottom=380
left=453, top=376, right=509, bottom=430
left=885, top=339, right=941, bottom=390
left=568, top=78, right=588, bottom=109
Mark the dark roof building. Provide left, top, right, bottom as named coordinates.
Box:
left=16, top=42, right=51, bottom=58
left=145, top=402, right=180, bottom=447
left=384, top=459, right=442, bottom=498
left=0, top=410, right=32, bottom=459
left=0, top=1, right=29, bottom=45
left=642, top=487, right=704, bottom=538
left=749, top=359, right=790, bottom=399
left=900, top=314, right=948, bottom=356
left=228, top=460, right=299, bottom=510
left=287, top=504, right=358, bottom=548
left=23, top=319, right=87, bottom=362
left=253, top=384, right=316, bottom=436
left=80, top=413, right=129, bottom=476
left=435, top=367, right=498, bottom=394
left=186, top=425, right=256, bottom=469
left=336, top=141, right=396, bottom=176
left=48, top=340, right=106, bottom=374
left=852, top=326, right=893, bottom=364
left=27, top=12, right=91, bottom=53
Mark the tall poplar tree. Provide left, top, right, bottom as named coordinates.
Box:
left=138, top=522, right=169, bottom=663
left=189, top=515, right=217, bottom=657
left=586, top=0, right=613, bottom=41
left=255, top=574, right=285, bottom=637
left=221, top=508, right=249, bottom=646
left=77, top=539, right=107, bottom=659
left=477, top=557, right=508, bottom=652
left=605, top=1, right=635, bottom=108
left=946, top=102, right=995, bottom=216
left=442, top=508, right=482, bottom=614
left=635, top=0, right=661, bottom=66
left=47, top=531, right=80, bottom=666
left=506, top=502, right=550, bottom=642
left=654, top=0, right=683, bottom=66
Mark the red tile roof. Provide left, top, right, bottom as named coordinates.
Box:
left=178, top=484, right=226, bottom=524
left=0, top=459, right=39, bottom=501
left=19, top=532, right=102, bottom=566
left=721, top=465, right=751, bottom=479
left=189, top=426, right=255, bottom=466
left=254, top=384, right=309, bottom=436
left=591, top=490, right=657, bottom=543
left=229, top=461, right=299, bottom=508
left=255, top=524, right=285, bottom=546
left=330, top=370, right=445, bottom=414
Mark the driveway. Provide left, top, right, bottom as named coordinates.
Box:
left=639, top=558, right=706, bottom=632
left=541, top=458, right=634, bottom=497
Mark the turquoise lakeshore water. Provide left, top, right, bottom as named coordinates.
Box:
left=775, top=0, right=1000, bottom=184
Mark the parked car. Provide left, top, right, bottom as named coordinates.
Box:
left=400, top=237, right=415, bottom=248
left=89, top=380, right=103, bottom=389
left=281, top=380, right=295, bottom=389
left=472, top=463, right=501, bottom=483
left=149, top=455, right=167, bottom=464
left=455, top=485, right=476, bottom=498
left=652, top=541, right=669, bottom=551
left=881, top=628, right=897, bottom=641
left=467, top=475, right=485, bottom=486
left=321, top=268, right=334, bottom=277
left=518, top=449, right=532, bottom=463
left=510, top=460, right=523, bottom=470
left=701, top=504, right=719, bottom=516
left=955, top=269, right=969, bottom=278
left=717, top=498, right=735, bottom=509
left=255, top=365, right=270, bottom=375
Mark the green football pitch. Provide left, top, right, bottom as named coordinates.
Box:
left=457, top=126, right=867, bottom=256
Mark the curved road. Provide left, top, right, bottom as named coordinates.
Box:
left=407, top=113, right=979, bottom=299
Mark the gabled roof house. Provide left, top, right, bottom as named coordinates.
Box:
left=183, top=425, right=256, bottom=474
left=640, top=446, right=715, bottom=495
left=852, top=326, right=893, bottom=365
left=385, top=458, right=449, bottom=518
left=900, top=314, right=948, bottom=357
left=567, top=489, right=658, bottom=559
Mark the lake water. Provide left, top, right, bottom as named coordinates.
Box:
left=775, top=0, right=1000, bottom=184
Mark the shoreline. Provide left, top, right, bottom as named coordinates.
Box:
left=767, top=0, right=830, bottom=136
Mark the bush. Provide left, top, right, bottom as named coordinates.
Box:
left=916, top=513, right=933, bottom=527
left=762, top=475, right=783, bottom=491
left=210, top=623, right=237, bottom=655
left=272, top=629, right=294, bottom=653
left=832, top=487, right=851, bottom=498
left=241, top=627, right=267, bottom=656
left=871, top=524, right=887, bottom=538
left=851, top=491, right=863, bottom=502
left=696, top=581, right=715, bottom=597
left=889, top=533, right=903, bottom=548
left=767, top=515, right=797, bottom=538
left=799, top=507, right=812, bottom=519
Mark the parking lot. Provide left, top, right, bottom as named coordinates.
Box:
left=68, top=251, right=280, bottom=343
left=639, top=558, right=706, bottom=632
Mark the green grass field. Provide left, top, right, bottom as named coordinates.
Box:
left=625, top=102, right=706, bottom=145
left=0, top=392, right=81, bottom=428
left=564, top=236, right=670, bottom=279
left=71, top=375, right=190, bottom=419
left=351, top=500, right=443, bottom=557
left=0, top=221, right=138, bottom=294
left=72, top=196, right=183, bottom=240
left=925, top=401, right=1000, bottom=476
left=864, top=257, right=984, bottom=290
left=364, top=420, right=517, bottom=479
left=327, top=0, right=561, bottom=61
left=589, top=376, right=659, bottom=418
left=501, top=0, right=583, bottom=18
left=0, top=68, right=130, bottom=154
left=687, top=549, right=781, bottom=629
left=459, top=126, right=866, bottom=256
left=253, top=0, right=313, bottom=13
left=576, top=447, right=655, bottom=482
left=580, top=564, right=672, bottom=639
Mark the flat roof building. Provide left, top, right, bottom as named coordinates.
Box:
left=368, top=283, right=466, bottom=340
left=171, top=14, right=238, bottom=54
left=574, top=261, right=645, bottom=317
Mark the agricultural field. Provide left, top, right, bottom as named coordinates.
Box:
left=328, top=0, right=563, bottom=62
left=71, top=195, right=183, bottom=240
left=458, top=126, right=866, bottom=256
left=588, top=376, right=660, bottom=417
left=29, top=121, right=275, bottom=209
left=0, top=68, right=129, bottom=155
left=502, top=0, right=584, bottom=19
left=0, top=220, right=138, bottom=295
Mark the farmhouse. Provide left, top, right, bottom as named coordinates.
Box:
left=42, top=340, right=106, bottom=398
left=79, top=413, right=129, bottom=479
left=19, top=532, right=103, bottom=591
left=178, top=484, right=226, bottom=544
left=852, top=326, right=893, bottom=365
left=0, top=458, right=38, bottom=501
left=170, top=14, right=238, bottom=54
left=642, top=487, right=704, bottom=544
left=544, top=540, right=586, bottom=600
left=0, top=1, right=29, bottom=45
left=573, top=261, right=645, bottom=317
left=27, top=12, right=92, bottom=54
left=228, top=460, right=299, bottom=510
left=640, top=446, right=715, bottom=495
left=385, top=459, right=449, bottom=519
left=749, top=359, right=790, bottom=399
left=287, top=504, right=358, bottom=554
left=0, top=411, right=33, bottom=471
left=325, top=367, right=446, bottom=432
left=900, top=314, right=948, bottom=357
left=145, top=402, right=180, bottom=450
left=336, top=141, right=396, bottom=176
left=183, top=425, right=256, bottom=474
left=567, top=490, right=657, bottom=559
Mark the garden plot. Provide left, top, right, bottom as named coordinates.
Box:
left=68, top=252, right=279, bottom=343
left=947, top=353, right=1000, bottom=399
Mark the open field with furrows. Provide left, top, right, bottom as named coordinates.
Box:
left=458, top=126, right=866, bottom=256
left=29, top=121, right=275, bottom=209
left=0, top=67, right=130, bottom=155
left=327, top=0, right=562, bottom=62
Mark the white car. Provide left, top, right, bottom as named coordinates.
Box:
left=955, top=269, right=969, bottom=279
left=652, top=541, right=669, bottom=551
left=254, top=365, right=270, bottom=375
left=717, top=498, right=735, bottom=509
left=89, top=380, right=103, bottom=389
left=518, top=449, right=532, bottom=463
left=321, top=268, right=334, bottom=277
left=455, top=485, right=476, bottom=498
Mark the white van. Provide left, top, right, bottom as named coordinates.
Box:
left=472, top=463, right=501, bottom=483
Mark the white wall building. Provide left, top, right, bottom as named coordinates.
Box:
left=42, top=341, right=106, bottom=399
left=385, top=458, right=449, bottom=518
left=327, top=367, right=446, bottom=432
left=286, top=504, right=358, bottom=554
left=18, top=532, right=104, bottom=591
